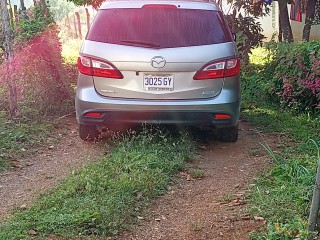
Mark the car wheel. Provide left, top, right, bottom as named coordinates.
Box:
left=79, top=124, right=101, bottom=141
left=219, top=125, right=239, bottom=142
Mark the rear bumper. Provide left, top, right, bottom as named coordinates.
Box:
left=75, top=87, right=240, bottom=128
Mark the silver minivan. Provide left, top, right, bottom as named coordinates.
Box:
left=75, top=0, right=240, bottom=142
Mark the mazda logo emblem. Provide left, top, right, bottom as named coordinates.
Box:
left=151, top=56, right=166, bottom=68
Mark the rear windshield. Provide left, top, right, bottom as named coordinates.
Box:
left=87, top=7, right=232, bottom=48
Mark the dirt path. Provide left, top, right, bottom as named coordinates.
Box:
left=117, top=121, right=270, bottom=240
left=0, top=116, right=104, bottom=222
left=0, top=117, right=274, bottom=239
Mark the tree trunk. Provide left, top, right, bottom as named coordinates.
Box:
left=7, top=0, right=14, bottom=26
left=85, top=8, right=90, bottom=32
left=278, top=13, right=283, bottom=42
left=19, top=0, right=26, bottom=11
left=302, top=0, right=316, bottom=41
left=278, top=0, right=294, bottom=42
left=75, top=12, right=82, bottom=39
left=0, top=0, right=20, bottom=118
left=19, top=0, right=28, bottom=19
left=73, top=14, right=78, bottom=39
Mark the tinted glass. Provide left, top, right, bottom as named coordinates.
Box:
left=87, top=8, right=232, bottom=48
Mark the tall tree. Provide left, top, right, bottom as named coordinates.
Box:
left=302, top=0, right=316, bottom=41
left=0, top=0, right=20, bottom=118
left=278, top=0, right=294, bottom=42
left=232, top=0, right=294, bottom=42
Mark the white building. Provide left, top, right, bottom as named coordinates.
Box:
left=220, top=0, right=320, bottom=41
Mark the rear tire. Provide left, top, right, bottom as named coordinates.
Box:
left=219, top=125, right=239, bottom=142
left=79, top=124, right=100, bottom=141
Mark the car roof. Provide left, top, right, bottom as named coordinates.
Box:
left=100, top=0, right=220, bottom=11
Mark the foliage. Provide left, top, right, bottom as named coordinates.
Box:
left=0, top=128, right=195, bottom=238
left=0, top=111, right=53, bottom=171
left=250, top=217, right=312, bottom=239
left=263, top=40, right=320, bottom=112
left=244, top=40, right=320, bottom=113
left=68, top=0, right=103, bottom=9
left=0, top=2, right=74, bottom=118
left=223, top=0, right=267, bottom=65
left=314, top=1, right=320, bottom=24
left=14, top=5, right=54, bottom=43
left=241, top=53, right=320, bottom=239
left=243, top=105, right=320, bottom=239
left=48, top=0, right=77, bottom=22
left=0, top=25, right=74, bottom=118
left=231, top=0, right=271, bottom=17
left=227, top=15, right=265, bottom=64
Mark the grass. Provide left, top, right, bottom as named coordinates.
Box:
left=0, top=32, right=79, bottom=171
left=61, top=38, right=82, bottom=64
left=219, top=193, right=234, bottom=203
left=0, top=127, right=195, bottom=239
left=0, top=111, right=53, bottom=171
left=189, top=168, right=205, bottom=179
left=241, top=64, right=320, bottom=239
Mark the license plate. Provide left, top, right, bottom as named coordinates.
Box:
left=143, top=75, right=174, bottom=91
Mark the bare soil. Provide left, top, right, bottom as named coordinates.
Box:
left=0, top=116, right=104, bottom=222
left=117, top=120, right=271, bottom=240
left=0, top=116, right=277, bottom=239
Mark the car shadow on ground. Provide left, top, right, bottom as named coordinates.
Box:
left=99, top=123, right=219, bottom=145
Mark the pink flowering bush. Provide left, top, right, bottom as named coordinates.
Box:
left=0, top=4, right=74, bottom=117
left=265, top=40, right=320, bottom=112
left=0, top=25, right=73, bottom=117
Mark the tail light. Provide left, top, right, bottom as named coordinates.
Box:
left=193, top=58, right=240, bottom=80
left=77, top=56, right=123, bottom=79
left=84, top=112, right=102, bottom=118
left=214, top=114, right=231, bottom=119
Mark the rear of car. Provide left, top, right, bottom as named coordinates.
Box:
left=75, top=0, right=241, bottom=141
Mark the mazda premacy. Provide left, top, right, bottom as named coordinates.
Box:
left=75, top=0, right=241, bottom=142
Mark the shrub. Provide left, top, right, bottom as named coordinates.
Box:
left=0, top=25, right=73, bottom=117
left=15, top=5, right=55, bottom=43
left=264, top=40, right=320, bottom=113
left=20, top=25, right=72, bottom=116
left=0, top=2, right=76, bottom=118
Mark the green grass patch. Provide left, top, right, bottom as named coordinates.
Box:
left=241, top=72, right=320, bottom=239
left=189, top=168, right=205, bottom=179
left=0, top=128, right=195, bottom=239
left=0, top=112, right=53, bottom=171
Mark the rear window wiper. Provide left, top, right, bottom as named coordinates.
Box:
left=120, top=40, right=160, bottom=48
